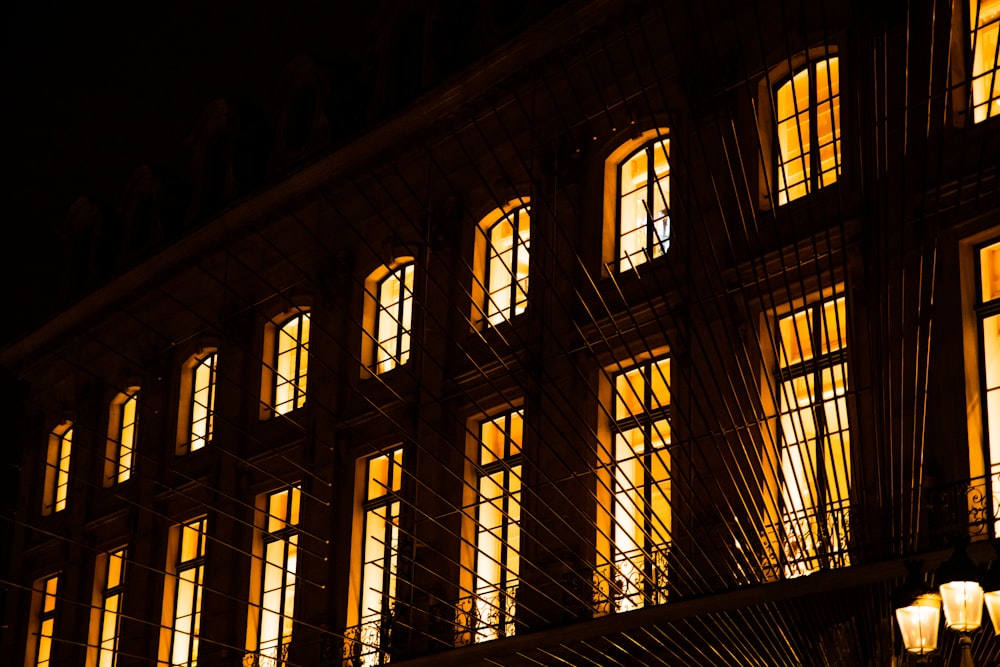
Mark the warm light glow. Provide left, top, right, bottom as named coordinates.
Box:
left=970, top=0, right=1000, bottom=123
left=484, top=205, right=530, bottom=326
left=189, top=352, right=216, bottom=451
left=985, top=589, right=1000, bottom=633
left=108, top=389, right=139, bottom=485
left=352, top=448, right=402, bottom=666
left=376, top=263, right=414, bottom=374
left=940, top=580, right=984, bottom=632
left=896, top=593, right=941, bottom=655
left=472, top=411, right=522, bottom=642
left=274, top=313, right=309, bottom=414
left=32, top=574, right=59, bottom=667
left=775, top=57, right=840, bottom=205
left=169, top=518, right=206, bottom=666
left=610, top=357, right=671, bottom=611
left=97, top=549, right=127, bottom=667
left=618, top=138, right=669, bottom=271
left=44, top=424, right=73, bottom=515
left=775, top=295, right=850, bottom=577
left=253, top=486, right=300, bottom=665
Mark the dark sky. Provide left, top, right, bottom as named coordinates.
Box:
left=4, top=1, right=372, bottom=342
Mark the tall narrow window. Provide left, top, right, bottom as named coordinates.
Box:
left=605, top=357, right=671, bottom=612
left=476, top=203, right=530, bottom=326
left=94, top=548, right=127, bottom=667
left=105, top=388, right=139, bottom=485
left=970, top=0, right=1000, bottom=123
left=374, top=263, right=414, bottom=374
left=43, top=423, right=72, bottom=515
left=273, top=313, right=310, bottom=415
left=772, top=56, right=840, bottom=205
left=463, top=410, right=522, bottom=643
left=248, top=486, right=300, bottom=666
left=977, top=241, right=1000, bottom=509
left=178, top=350, right=217, bottom=453
left=163, top=517, right=207, bottom=667
left=345, top=449, right=403, bottom=666
left=616, top=137, right=669, bottom=271
left=773, top=294, right=850, bottom=576
left=27, top=573, right=59, bottom=667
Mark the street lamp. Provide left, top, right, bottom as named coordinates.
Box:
left=894, top=562, right=941, bottom=655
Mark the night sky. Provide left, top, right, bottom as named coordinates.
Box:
left=4, top=1, right=373, bottom=345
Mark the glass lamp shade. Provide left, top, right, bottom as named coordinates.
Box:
left=939, top=580, right=984, bottom=632
left=895, top=593, right=941, bottom=654
left=985, top=589, right=1000, bottom=634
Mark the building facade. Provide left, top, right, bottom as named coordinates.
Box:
left=3, top=0, right=1000, bottom=665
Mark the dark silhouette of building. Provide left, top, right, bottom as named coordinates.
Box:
left=3, top=0, right=1000, bottom=665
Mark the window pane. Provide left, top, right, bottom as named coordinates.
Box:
left=971, top=0, right=1000, bottom=122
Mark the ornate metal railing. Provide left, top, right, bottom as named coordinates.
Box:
left=593, top=543, right=670, bottom=613
left=242, top=643, right=289, bottom=667
left=756, top=502, right=851, bottom=580
left=928, top=472, right=1000, bottom=544
left=454, top=585, right=518, bottom=646
left=342, top=609, right=396, bottom=667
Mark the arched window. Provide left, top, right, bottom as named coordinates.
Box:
left=604, top=130, right=670, bottom=272
left=177, top=349, right=217, bottom=453
left=261, top=310, right=310, bottom=418
left=105, top=386, right=140, bottom=485
left=473, top=200, right=530, bottom=327
left=43, top=422, right=73, bottom=515
left=363, top=259, right=415, bottom=376
left=762, top=52, right=841, bottom=207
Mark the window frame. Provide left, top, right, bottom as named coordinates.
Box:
left=959, top=0, right=1000, bottom=124
left=758, top=47, right=841, bottom=209
left=260, top=309, right=311, bottom=419
left=362, top=258, right=415, bottom=378
left=471, top=199, right=531, bottom=328
left=87, top=547, right=127, bottom=667
left=458, top=409, right=523, bottom=645
left=345, top=448, right=404, bottom=667
left=176, top=349, right=218, bottom=454
left=42, top=422, right=73, bottom=516
left=602, top=128, right=671, bottom=273
left=597, top=355, right=671, bottom=614
left=246, top=485, right=301, bottom=666
left=105, top=387, right=140, bottom=486
left=25, top=573, right=60, bottom=667
left=765, top=291, right=851, bottom=578
left=159, top=517, right=208, bottom=667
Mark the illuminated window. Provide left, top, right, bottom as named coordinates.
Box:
left=473, top=202, right=530, bottom=326
left=89, top=548, right=126, bottom=667
left=602, top=129, right=671, bottom=273
left=161, top=517, right=207, bottom=667
left=26, top=573, right=59, bottom=667
left=772, top=294, right=850, bottom=577
left=363, top=260, right=414, bottom=375
left=771, top=55, right=840, bottom=206
left=600, top=357, right=671, bottom=613
left=460, top=410, right=522, bottom=644
left=42, top=423, right=72, bottom=515
left=976, top=241, right=1000, bottom=505
left=178, top=350, right=217, bottom=453
left=105, top=388, right=139, bottom=485
left=970, top=0, right=1000, bottom=123
left=261, top=311, right=310, bottom=417
left=247, top=486, right=300, bottom=666
left=345, top=449, right=403, bottom=666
